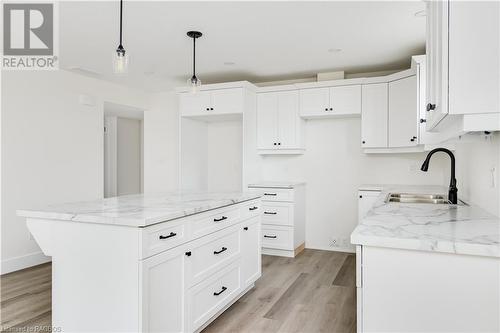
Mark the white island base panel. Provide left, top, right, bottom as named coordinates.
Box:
left=357, top=246, right=500, bottom=332
left=26, top=198, right=262, bottom=333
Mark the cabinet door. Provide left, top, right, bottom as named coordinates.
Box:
left=361, top=83, right=388, bottom=148
left=426, top=0, right=449, bottom=129
left=241, top=217, right=261, bottom=287
left=179, top=91, right=211, bottom=116
left=210, top=88, right=243, bottom=115
left=257, top=93, right=279, bottom=149
left=330, top=85, right=361, bottom=115
left=277, top=90, right=301, bottom=149
left=358, top=191, right=380, bottom=223
left=388, top=76, right=418, bottom=147
left=140, top=245, right=188, bottom=333
left=299, top=87, right=330, bottom=117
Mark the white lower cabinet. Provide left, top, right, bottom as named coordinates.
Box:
left=140, top=199, right=261, bottom=333
left=248, top=183, right=305, bottom=257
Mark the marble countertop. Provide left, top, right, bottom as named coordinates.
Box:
left=248, top=181, right=306, bottom=189
left=17, top=192, right=261, bottom=227
left=351, top=185, right=500, bottom=258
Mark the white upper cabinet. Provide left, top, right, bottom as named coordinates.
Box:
left=330, top=85, right=361, bottom=115
left=299, top=87, right=330, bottom=117
left=299, top=85, right=361, bottom=118
left=361, top=83, right=388, bottom=148
left=426, top=0, right=499, bottom=131
left=257, top=90, right=304, bottom=153
left=179, top=88, right=243, bottom=117
left=388, top=76, right=418, bottom=148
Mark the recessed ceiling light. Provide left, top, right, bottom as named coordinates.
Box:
left=328, top=48, right=342, bottom=53
left=224, top=61, right=236, bottom=66
left=414, top=10, right=426, bottom=17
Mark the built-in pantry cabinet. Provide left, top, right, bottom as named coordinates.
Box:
left=256, top=88, right=305, bottom=154
left=425, top=0, right=499, bottom=136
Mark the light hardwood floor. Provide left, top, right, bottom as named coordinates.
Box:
left=1, top=249, right=356, bottom=333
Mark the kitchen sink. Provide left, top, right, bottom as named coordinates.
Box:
left=386, top=193, right=450, bottom=204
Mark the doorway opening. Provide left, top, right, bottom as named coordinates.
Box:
left=103, top=102, right=144, bottom=198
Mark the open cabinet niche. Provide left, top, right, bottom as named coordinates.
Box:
left=178, top=82, right=261, bottom=192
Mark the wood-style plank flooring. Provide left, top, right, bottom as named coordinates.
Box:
left=0, top=250, right=355, bottom=333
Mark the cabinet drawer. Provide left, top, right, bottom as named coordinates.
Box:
left=141, top=221, right=187, bottom=258
left=261, top=225, right=294, bottom=250
left=188, top=261, right=241, bottom=332
left=240, top=200, right=261, bottom=220
left=192, top=207, right=240, bottom=238
left=261, top=202, right=293, bottom=226
left=186, top=226, right=241, bottom=287
left=249, top=188, right=294, bottom=202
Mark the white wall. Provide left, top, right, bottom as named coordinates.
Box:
left=259, top=118, right=449, bottom=252
left=1, top=70, right=150, bottom=274
left=454, top=134, right=500, bottom=217
left=117, top=117, right=142, bottom=195
left=143, top=92, right=179, bottom=193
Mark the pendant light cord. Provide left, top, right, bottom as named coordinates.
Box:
left=119, top=0, right=123, bottom=47
left=192, top=37, right=196, bottom=78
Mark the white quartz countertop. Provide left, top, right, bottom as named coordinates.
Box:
left=351, top=185, right=500, bottom=258
left=17, top=192, right=261, bottom=227
left=248, top=181, right=305, bottom=189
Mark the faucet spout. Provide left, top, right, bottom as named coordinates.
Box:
left=420, top=148, right=458, bottom=204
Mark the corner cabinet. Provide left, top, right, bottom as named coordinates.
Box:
left=256, top=89, right=305, bottom=154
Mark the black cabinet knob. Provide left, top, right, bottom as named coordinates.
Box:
left=273, top=143, right=277, bottom=146
left=325, top=108, right=328, bottom=111
left=362, top=141, right=366, bottom=144
left=185, top=251, right=192, bottom=256
left=210, top=108, right=214, bottom=110
left=206, top=108, right=209, bottom=111
left=243, top=227, right=248, bottom=231
left=420, top=118, right=427, bottom=123
left=426, top=103, right=436, bottom=111
left=277, top=142, right=281, bottom=145
left=329, top=108, right=333, bottom=111
left=359, top=195, right=363, bottom=198
left=410, top=138, right=415, bottom=142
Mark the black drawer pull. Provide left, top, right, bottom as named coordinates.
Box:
left=264, top=193, right=277, bottom=196
left=214, top=286, right=227, bottom=296
left=264, top=211, right=277, bottom=215
left=243, top=227, right=248, bottom=231
left=213, top=216, right=227, bottom=222
left=159, top=232, right=176, bottom=240
left=249, top=206, right=258, bottom=211
left=214, top=247, right=227, bottom=255
left=185, top=251, right=192, bottom=257
left=264, top=235, right=277, bottom=239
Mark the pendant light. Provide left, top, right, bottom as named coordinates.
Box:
left=187, top=31, right=202, bottom=93
left=113, top=0, right=128, bottom=74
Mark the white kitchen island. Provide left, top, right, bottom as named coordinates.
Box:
left=352, top=185, right=500, bottom=333
left=17, top=192, right=262, bottom=333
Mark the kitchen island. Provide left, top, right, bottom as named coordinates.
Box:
left=17, top=192, right=262, bottom=333
left=351, top=185, right=500, bottom=332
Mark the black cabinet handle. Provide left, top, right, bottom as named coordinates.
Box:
left=420, top=118, right=427, bottom=123
left=264, top=193, right=277, bottom=196
left=329, top=108, right=333, bottom=111
left=185, top=251, right=192, bottom=256
left=264, top=235, right=277, bottom=239
left=214, top=247, right=227, bottom=255
left=159, top=232, right=176, bottom=240
left=410, top=138, right=415, bottom=142
left=213, top=286, right=227, bottom=296
left=249, top=206, right=258, bottom=211
left=426, top=103, right=436, bottom=111
left=213, top=216, right=227, bottom=222
left=243, top=227, right=248, bottom=231
left=264, top=211, right=277, bottom=215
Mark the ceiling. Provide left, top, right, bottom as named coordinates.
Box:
left=59, top=1, right=426, bottom=92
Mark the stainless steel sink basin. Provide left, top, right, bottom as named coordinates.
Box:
left=386, top=193, right=450, bottom=204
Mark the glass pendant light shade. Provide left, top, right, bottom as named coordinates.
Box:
left=187, top=75, right=201, bottom=93
left=113, top=47, right=129, bottom=74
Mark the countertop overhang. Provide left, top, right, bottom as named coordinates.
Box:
left=17, top=192, right=261, bottom=227
left=352, top=185, right=500, bottom=258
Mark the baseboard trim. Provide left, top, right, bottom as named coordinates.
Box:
left=1, top=251, right=51, bottom=275
left=305, top=245, right=355, bottom=254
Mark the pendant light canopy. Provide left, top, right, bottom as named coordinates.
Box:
left=113, top=0, right=128, bottom=74
left=187, top=31, right=202, bottom=93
